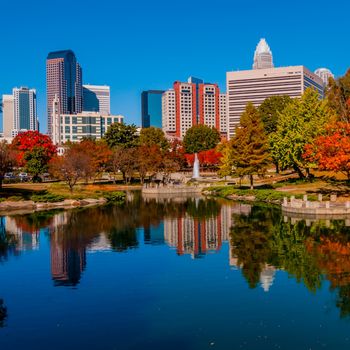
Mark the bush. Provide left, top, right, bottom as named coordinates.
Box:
left=103, top=191, right=126, bottom=203
left=7, top=196, right=23, bottom=202
left=31, top=193, right=65, bottom=203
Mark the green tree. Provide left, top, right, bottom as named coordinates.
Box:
left=0, top=141, right=16, bottom=189
left=139, top=127, right=169, bottom=151
left=217, top=141, right=233, bottom=178
left=103, top=123, right=139, bottom=149
left=270, top=88, right=332, bottom=178
left=183, top=125, right=220, bottom=154
left=24, top=146, right=51, bottom=182
left=258, top=95, right=292, bottom=134
left=326, top=69, right=350, bottom=121
left=231, top=103, right=270, bottom=189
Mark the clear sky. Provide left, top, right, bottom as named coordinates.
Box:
left=1, top=0, right=349, bottom=132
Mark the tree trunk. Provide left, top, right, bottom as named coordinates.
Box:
left=294, top=165, right=304, bottom=179
left=250, top=174, right=254, bottom=190
left=275, top=162, right=279, bottom=174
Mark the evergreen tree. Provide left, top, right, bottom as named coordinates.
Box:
left=183, top=125, right=220, bottom=154
left=231, top=103, right=270, bottom=189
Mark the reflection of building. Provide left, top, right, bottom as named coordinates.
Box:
left=4, top=217, right=39, bottom=251
left=164, top=204, right=234, bottom=258
left=144, top=223, right=165, bottom=245
left=260, top=265, right=276, bottom=292
left=87, top=233, right=111, bottom=252
left=50, top=230, right=86, bottom=287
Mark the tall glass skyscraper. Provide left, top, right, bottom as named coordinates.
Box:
left=13, top=87, right=38, bottom=131
left=46, top=50, right=82, bottom=136
left=253, top=38, right=274, bottom=70
left=141, top=90, right=164, bottom=128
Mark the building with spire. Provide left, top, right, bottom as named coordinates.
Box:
left=314, top=68, right=334, bottom=87
left=253, top=38, right=274, bottom=70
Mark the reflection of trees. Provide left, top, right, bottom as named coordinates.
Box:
left=185, top=198, right=221, bottom=219
left=0, top=217, right=19, bottom=262
left=0, top=299, right=7, bottom=327
left=230, top=206, right=279, bottom=288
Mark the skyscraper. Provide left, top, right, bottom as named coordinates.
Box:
left=46, top=50, right=83, bottom=136
left=314, top=68, right=334, bottom=87
left=13, top=87, right=38, bottom=132
left=83, top=84, right=111, bottom=115
left=141, top=90, right=165, bottom=128
left=253, top=38, right=274, bottom=70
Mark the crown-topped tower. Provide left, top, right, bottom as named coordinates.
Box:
left=253, top=38, right=274, bottom=70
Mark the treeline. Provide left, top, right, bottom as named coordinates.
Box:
left=219, top=69, right=350, bottom=186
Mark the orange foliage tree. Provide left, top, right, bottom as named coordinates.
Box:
left=304, top=122, right=350, bottom=179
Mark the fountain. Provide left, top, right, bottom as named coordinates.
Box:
left=192, top=153, right=200, bottom=179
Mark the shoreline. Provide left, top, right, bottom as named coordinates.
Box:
left=0, top=198, right=108, bottom=216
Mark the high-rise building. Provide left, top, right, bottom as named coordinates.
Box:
left=226, top=66, right=324, bottom=139
left=46, top=50, right=83, bottom=136
left=141, top=90, right=164, bottom=128
left=13, top=87, right=38, bottom=132
left=162, top=78, right=226, bottom=139
left=253, top=38, right=274, bottom=70
left=314, top=68, right=334, bottom=87
left=83, top=84, right=110, bottom=115
left=2, top=95, right=14, bottom=138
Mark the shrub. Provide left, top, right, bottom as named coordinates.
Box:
left=103, top=191, right=126, bottom=203
left=31, top=193, right=65, bottom=203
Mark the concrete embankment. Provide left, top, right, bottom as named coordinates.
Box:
left=0, top=198, right=107, bottom=215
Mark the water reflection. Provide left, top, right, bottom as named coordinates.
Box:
left=0, top=299, right=7, bottom=328
left=2, top=195, right=350, bottom=319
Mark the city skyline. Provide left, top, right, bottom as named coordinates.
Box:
left=0, top=0, right=349, bottom=133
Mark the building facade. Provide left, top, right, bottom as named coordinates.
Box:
left=83, top=84, right=110, bottom=115
left=2, top=95, right=14, bottom=138
left=46, top=50, right=83, bottom=136
left=141, top=90, right=165, bottom=128
left=314, top=68, right=334, bottom=87
left=253, top=38, right=274, bottom=70
left=52, top=96, right=123, bottom=144
left=162, top=78, right=226, bottom=139
left=13, top=87, right=38, bottom=132
left=226, top=66, right=324, bottom=139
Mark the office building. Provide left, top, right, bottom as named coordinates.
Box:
left=2, top=95, right=14, bottom=138
left=51, top=96, right=123, bottom=144
left=83, top=84, right=110, bottom=115
left=314, top=68, right=334, bottom=87
left=162, top=78, right=226, bottom=139
left=13, top=87, right=38, bottom=132
left=253, top=38, right=274, bottom=70
left=226, top=66, right=324, bottom=139
left=141, top=90, right=164, bottom=128
left=46, top=50, right=83, bottom=136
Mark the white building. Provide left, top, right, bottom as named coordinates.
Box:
left=253, top=38, right=274, bottom=70
left=52, top=95, right=123, bottom=144
left=162, top=89, right=176, bottom=136
left=226, top=66, right=324, bottom=139
left=83, top=84, right=111, bottom=115
left=2, top=94, right=14, bottom=138
left=314, top=68, right=334, bottom=87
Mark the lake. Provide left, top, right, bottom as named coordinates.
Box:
left=1, top=192, right=350, bottom=349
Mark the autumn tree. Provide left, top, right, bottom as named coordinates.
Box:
left=103, top=123, right=139, bottom=149
left=270, top=88, right=332, bottom=178
left=11, top=131, right=56, bottom=166
left=0, top=141, right=17, bottom=189
left=258, top=95, right=292, bottom=134
left=135, top=145, right=163, bottom=184
left=139, top=127, right=169, bottom=151
left=304, top=122, right=350, bottom=179
left=217, top=141, right=233, bottom=178
left=50, top=146, right=93, bottom=192
left=326, top=69, right=350, bottom=121
left=230, top=103, right=270, bottom=189
left=23, top=146, right=52, bottom=182
left=110, top=147, right=137, bottom=184
left=183, top=125, right=220, bottom=154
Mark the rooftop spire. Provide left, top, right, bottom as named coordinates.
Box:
left=253, top=38, right=274, bottom=70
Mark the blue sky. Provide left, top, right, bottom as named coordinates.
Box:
left=1, top=0, right=349, bottom=132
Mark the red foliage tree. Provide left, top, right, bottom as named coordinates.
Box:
left=185, top=148, right=222, bottom=168
left=11, top=131, right=57, bottom=166
left=304, top=122, right=350, bottom=179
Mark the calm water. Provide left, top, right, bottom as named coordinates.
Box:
left=1, top=193, right=350, bottom=349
